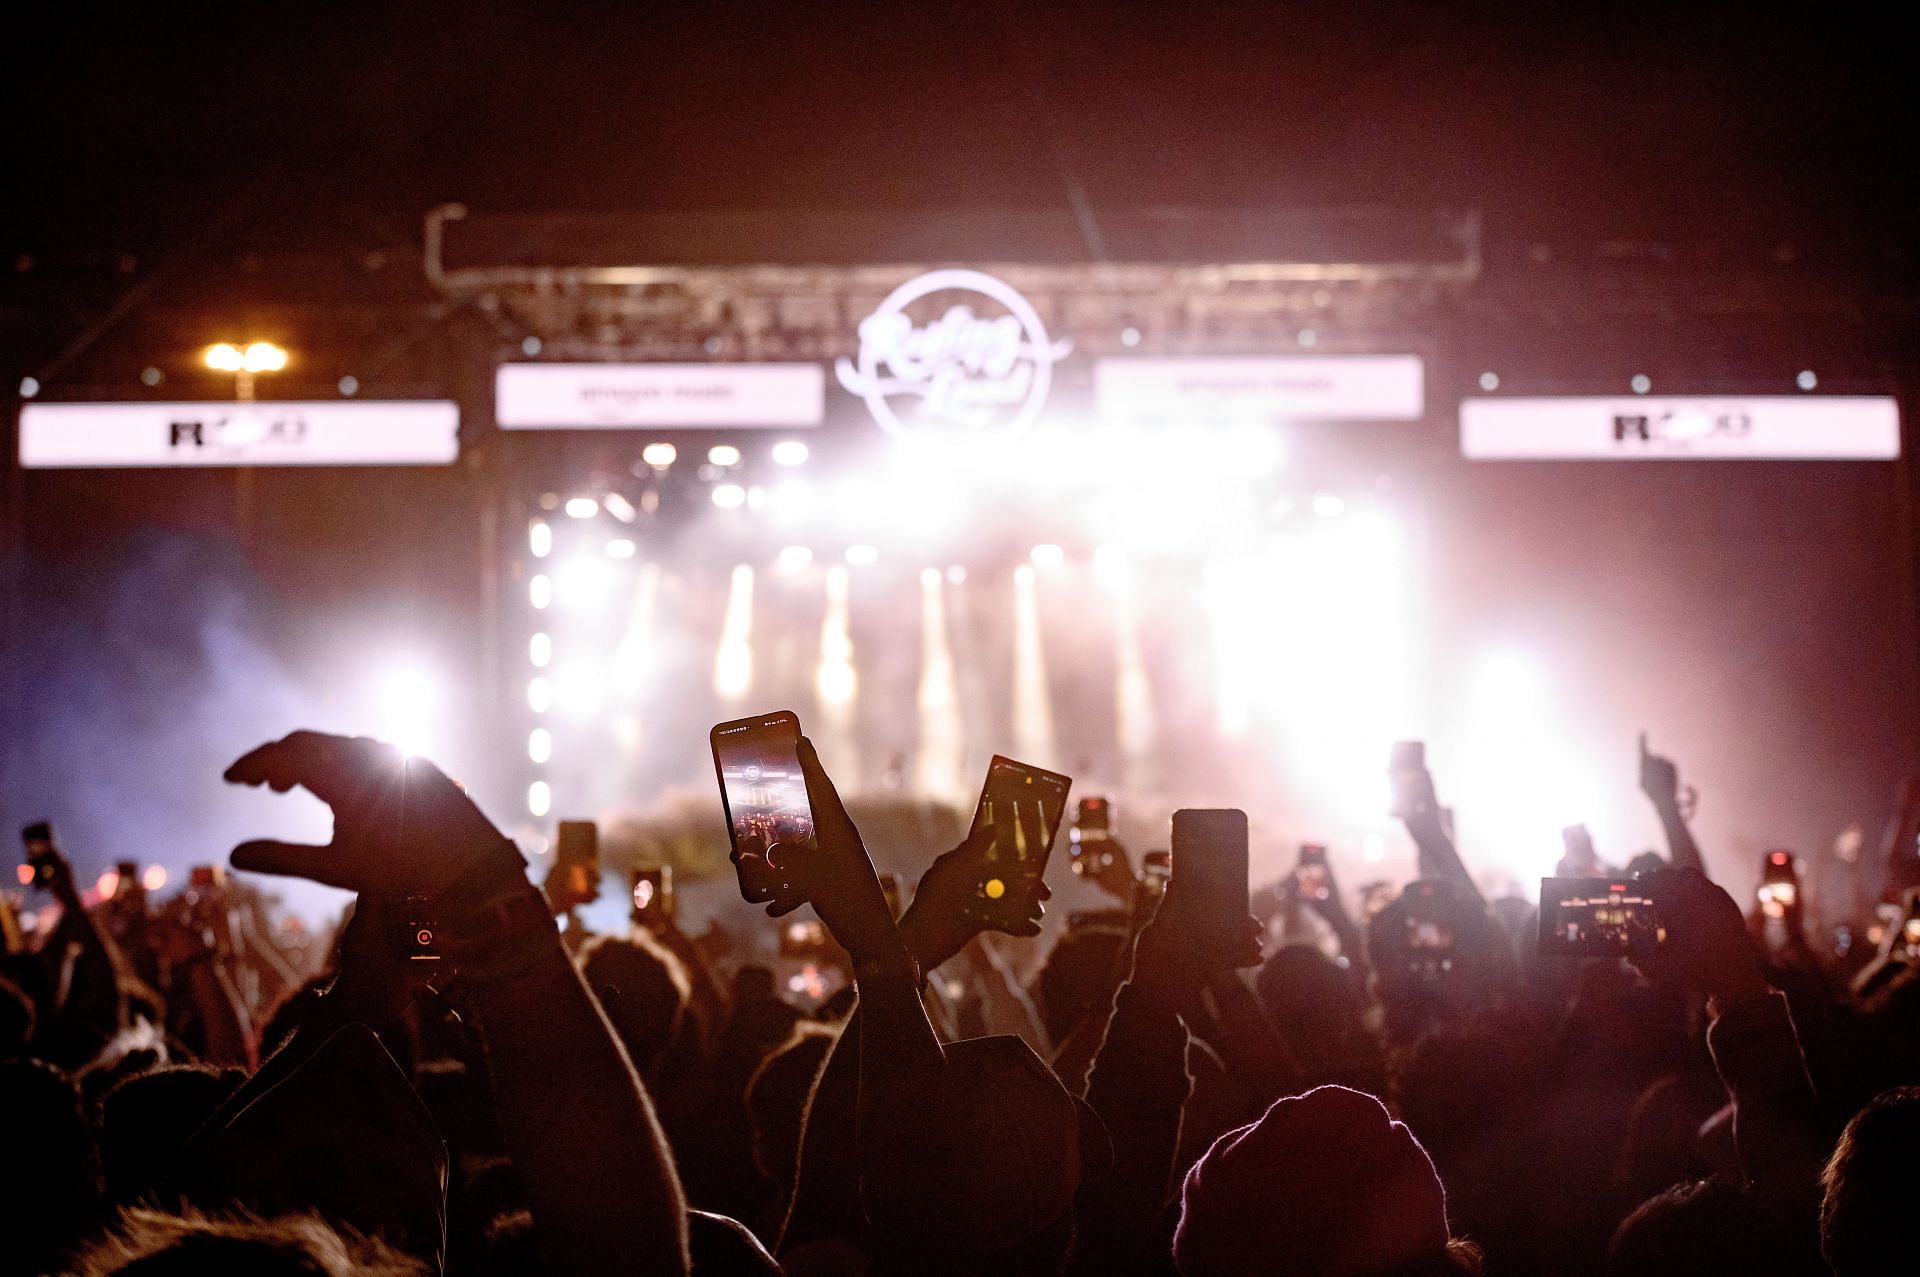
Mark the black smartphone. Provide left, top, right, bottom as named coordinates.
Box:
left=1069, top=795, right=1114, bottom=877
left=1388, top=742, right=1426, bottom=819
left=967, top=755, right=1071, bottom=916
left=405, top=894, right=441, bottom=963
left=554, top=820, right=600, bottom=905
left=1171, top=808, right=1250, bottom=961
left=711, top=710, right=815, bottom=904
left=631, top=865, right=673, bottom=922
left=1537, top=877, right=1667, bottom=956
left=1758, top=850, right=1798, bottom=918
left=20, top=822, right=58, bottom=889
left=1295, top=843, right=1331, bottom=902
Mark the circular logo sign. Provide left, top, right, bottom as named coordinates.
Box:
left=834, top=269, right=1072, bottom=437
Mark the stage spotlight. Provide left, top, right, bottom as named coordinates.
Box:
left=528, top=781, right=551, bottom=818
left=529, top=574, right=552, bottom=609
left=946, top=565, right=967, bottom=585
left=779, top=545, right=814, bottom=574
left=771, top=480, right=815, bottom=516
left=565, top=497, right=599, bottom=519
left=242, top=341, right=288, bottom=372
left=1311, top=493, right=1346, bottom=518
left=603, top=493, right=637, bottom=523
left=529, top=632, right=551, bottom=668
left=1115, top=582, right=1155, bottom=765
left=1223, top=426, right=1284, bottom=474
left=606, top=539, right=637, bottom=559
left=529, top=727, right=552, bottom=764
left=1093, top=544, right=1130, bottom=587
left=1363, top=833, right=1386, bottom=864
left=556, top=555, right=615, bottom=609
left=378, top=663, right=438, bottom=758
left=772, top=440, right=810, bottom=466
left=1630, top=374, right=1651, bottom=394
left=338, top=375, right=359, bottom=396
left=916, top=567, right=963, bottom=800
left=202, top=343, right=243, bottom=372
left=816, top=566, right=857, bottom=708
left=528, top=677, right=552, bottom=713
left=1013, top=561, right=1056, bottom=765
left=845, top=544, right=879, bottom=566
left=1479, top=371, right=1500, bottom=391
left=529, top=520, right=552, bottom=558
left=612, top=563, right=662, bottom=696
left=1797, top=369, right=1818, bottom=390
left=642, top=442, right=677, bottom=468
left=713, top=565, right=755, bottom=700
left=555, top=664, right=604, bottom=715
left=522, top=335, right=542, bottom=357
left=708, top=444, right=742, bottom=466
left=1121, top=325, right=1142, bottom=347
left=97, top=870, right=119, bottom=899
left=142, top=865, right=167, bottom=891
left=712, top=484, right=747, bottom=509
left=1030, top=543, right=1065, bottom=567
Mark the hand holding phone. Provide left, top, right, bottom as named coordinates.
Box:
left=1756, top=850, right=1799, bottom=921
left=966, top=756, right=1070, bottom=925
left=631, top=865, right=673, bottom=924
left=1388, top=742, right=1435, bottom=824
left=20, top=821, right=66, bottom=893
left=1167, top=809, right=1260, bottom=971
left=546, top=820, right=601, bottom=911
left=1294, top=843, right=1332, bottom=904
left=712, top=711, right=816, bottom=910
left=1537, top=877, right=1666, bottom=957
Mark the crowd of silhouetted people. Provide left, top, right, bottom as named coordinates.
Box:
left=6, top=722, right=1920, bottom=1276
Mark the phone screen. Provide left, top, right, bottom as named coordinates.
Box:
left=1537, top=877, right=1667, bottom=955
left=631, top=866, right=672, bottom=920
left=555, top=820, right=600, bottom=901
left=1758, top=851, right=1797, bottom=917
left=1171, top=808, right=1250, bottom=957
left=1387, top=741, right=1426, bottom=819
left=712, top=711, right=815, bottom=903
left=1142, top=850, right=1171, bottom=897
left=1296, top=843, right=1330, bottom=901
left=968, top=756, right=1071, bottom=908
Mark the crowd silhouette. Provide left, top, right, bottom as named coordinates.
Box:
left=4, top=717, right=1919, bottom=1275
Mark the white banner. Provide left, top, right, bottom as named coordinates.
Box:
left=1095, top=356, right=1425, bottom=422
left=1460, top=396, right=1901, bottom=460
left=496, top=363, right=824, bottom=428
left=18, top=401, right=460, bottom=468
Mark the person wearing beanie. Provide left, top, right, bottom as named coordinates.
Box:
left=1174, top=1085, right=1482, bottom=1277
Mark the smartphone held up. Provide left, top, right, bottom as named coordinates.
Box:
left=1170, top=808, right=1252, bottom=966
left=711, top=710, right=816, bottom=906
left=967, top=755, right=1070, bottom=922
left=1537, top=877, right=1667, bottom=957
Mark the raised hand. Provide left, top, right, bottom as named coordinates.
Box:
left=1131, top=877, right=1262, bottom=1006
left=898, top=822, right=1049, bottom=971
left=784, top=736, right=899, bottom=966
left=223, top=731, right=523, bottom=900
left=1633, top=867, right=1769, bottom=1004
left=1639, top=731, right=1682, bottom=811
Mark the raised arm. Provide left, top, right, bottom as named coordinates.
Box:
left=1396, top=760, right=1485, bottom=908
left=222, top=731, right=689, bottom=1277
left=1640, top=732, right=1707, bottom=877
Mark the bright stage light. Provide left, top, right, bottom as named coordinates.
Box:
left=1093, top=544, right=1129, bottom=587
left=612, top=563, right=661, bottom=695
left=203, top=343, right=245, bottom=372
left=529, top=632, right=551, bottom=668
left=603, top=493, right=637, bottom=523
left=945, top=565, right=967, bottom=585
left=378, top=663, right=439, bottom=758
left=772, top=440, right=810, bottom=466
left=529, top=574, right=552, bottom=609
left=565, top=497, right=599, bottom=519
left=642, top=442, right=677, bottom=468
left=242, top=341, right=289, bottom=372
left=708, top=445, right=742, bottom=467
left=529, top=520, right=552, bottom=558
left=555, top=556, right=615, bottom=610
left=555, top=665, right=604, bottom=715
left=1311, top=493, right=1346, bottom=518
left=529, top=727, right=552, bottom=764
left=1221, top=426, right=1284, bottom=474
left=712, top=484, right=747, bottom=509
left=1030, top=543, right=1065, bottom=567
left=97, top=870, right=120, bottom=899
left=779, top=545, right=814, bottom=574
left=528, top=677, right=552, bottom=713
left=1631, top=374, right=1651, bottom=394
left=1013, top=562, right=1056, bottom=765
left=713, top=565, right=755, bottom=701
left=816, top=566, right=857, bottom=708
left=528, top=781, right=551, bottom=818
left=1479, top=371, right=1500, bottom=391
left=915, top=567, right=963, bottom=801
left=845, top=544, right=878, bottom=566
left=142, top=865, right=167, bottom=891
left=771, top=480, right=815, bottom=517
left=1797, top=369, right=1817, bottom=391
left=606, top=539, right=637, bottom=559
left=1114, top=574, right=1155, bottom=768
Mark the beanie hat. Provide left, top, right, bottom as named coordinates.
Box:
left=1174, top=1085, right=1451, bottom=1277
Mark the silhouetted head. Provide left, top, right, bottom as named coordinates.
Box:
left=100, top=1065, right=244, bottom=1206
left=67, top=1208, right=428, bottom=1276
left=576, top=930, right=690, bottom=1080
left=1823, top=1087, right=1920, bottom=1276
left=746, top=1020, right=837, bottom=1187
left=1175, top=1085, right=1474, bottom=1277
left=1611, top=1177, right=1813, bottom=1276
left=1033, top=924, right=1128, bottom=1046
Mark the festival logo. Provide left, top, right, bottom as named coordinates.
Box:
left=835, top=269, right=1072, bottom=436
